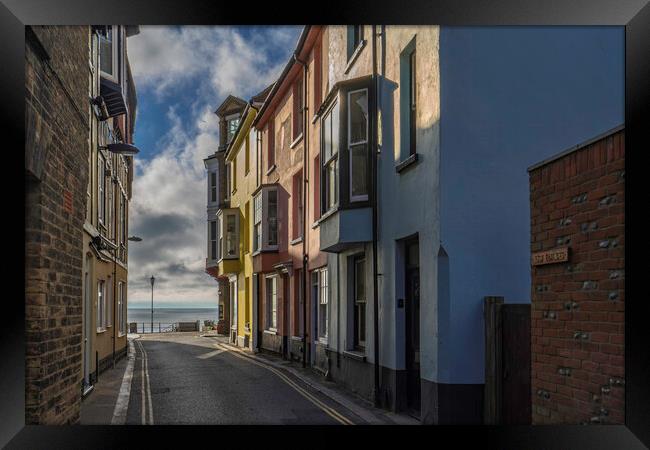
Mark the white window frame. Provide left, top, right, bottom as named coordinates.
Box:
left=348, top=88, right=369, bottom=202
left=253, top=192, right=263, bottom=253
left=106, top=277, right=112, bottom=328
left=321, top=100, right=339, bottom=215
left=266, top=274, right=278, bottom=331
left=209, top=171, right=218, bottom=204
left=97, top=280, right=106, bottom=332
left=252, top=186, right=279, bottom=254
left=209, top=220, right=218, bottom=261
left=226, top=113, right=240, bottom=144
left=118, top=281, right=126, bottom=336
left=98, top=155, right=106, bottom=226
left=317, top=267, right=329, bottom=341
left=98, top=25, right=119, bottom=83
left=217, top=209, right=239, bottom=261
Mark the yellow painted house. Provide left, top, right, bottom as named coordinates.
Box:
left=221, top=98, right=261, bottom=350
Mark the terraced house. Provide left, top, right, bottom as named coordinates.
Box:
left=205, top=25, right=624, bottom=425
left=25, top=24, right=139, bottom=424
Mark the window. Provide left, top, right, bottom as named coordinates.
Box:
left=267, top=121, right=275, bottom=170
left=314, top=39, right=323, bottom=110
left=216, top=209, right=239, bottom=260
left=224, top=164, right=231, bottom=200
left=348, top=89, right=369, bottom=201
left=268, top=189, right=278, bottom=246
left=313, top=155, right=320, bottom=222
left=210, top=171, right=217, bottom=203
left=209, top=220, right=217, bottom=260
left=245, top=138, right=250, bottom=174
left=98, top=25, right=118, bottom=82
left=118, top=281, right=126, bottom=335
left=253, top=186, right=279, bottom=253
left=353, top=256, right=366, bottom=349
left=98, top=156, right=106, bottom=225
left=266, top=276, right=278, bottom=330
left=120, top=193, right=126, bottom=246
left=226, top=115, right=240, bottom=143
left=321, top=101, right=339, bottom=214
left=293, top=77, right=303, bottom=141
left=244, top=200, right=250, bottom=253
left=317, top=267, right=329, bottom=339
left=347, top=26, right=364, bottom=61
left=253, top=193, right=262, bottom=252
left=97, top=280, right=106, bottom=332
left=231, top=159, right=237, bottom=193
left=107, top=276, right=112, bottom=327
left=400, top=37, right=418, bottom=160
left=292, top=170, right=303, bottom=241
left=225, top=214, right=237, bottom=257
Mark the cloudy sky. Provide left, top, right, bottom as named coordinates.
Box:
left=126, top=26, right=302, bottom=308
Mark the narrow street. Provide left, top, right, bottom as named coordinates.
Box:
left=121, top=334, right=363, bottom=425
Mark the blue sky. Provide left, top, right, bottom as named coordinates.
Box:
left=124, top=26, right=623, bottom=309
left=126, top=26, right=301, bottom=308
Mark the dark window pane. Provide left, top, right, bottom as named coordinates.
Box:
left=350, top=143, right=368, bottom=199
left=349, top=90, right=368, bottom=144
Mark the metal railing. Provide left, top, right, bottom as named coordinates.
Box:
left=128, top=320, right=217, bottom=334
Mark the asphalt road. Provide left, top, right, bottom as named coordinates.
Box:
left=125, top=334, right=357, bottom=425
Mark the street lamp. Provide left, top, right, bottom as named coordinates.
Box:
left=99, top=142, right=140, bottom=156
left=150, top=275, right=155, bottom=334
left=128, top=235, right=143, bottom=242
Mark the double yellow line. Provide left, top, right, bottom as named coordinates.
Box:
left=216, top=343, right=355, bottom=425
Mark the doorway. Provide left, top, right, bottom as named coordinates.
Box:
left=404, top=237, right=421, bottom=416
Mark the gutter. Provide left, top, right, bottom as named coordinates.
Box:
left=371, top=24, right=381, bottom=408
left=293, top=51, right=309, bottom=369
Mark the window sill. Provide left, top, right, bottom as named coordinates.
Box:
left=311, top=221, right=320, bottom=230
left=264, top=329, right=277, bottom=335
left=118, top=332, right=126, bottom=338
left=290, top=133, right=303, bottom=149
left=96, top=329, right=106, bottom=334
left=342, top=349, right=366, bottom=362
left=266, top=164, right=277, bottom=176
left=396, top=153, right=419, bottom=173
left=318, top=337, right=329, bottom=346
left=316, top=206, right=338, bottom=225
left=344, top=39, right=367, bottom=75
left=290, top=236, right=303, bottom=246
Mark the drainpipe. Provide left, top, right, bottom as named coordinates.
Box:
left=293, top=51, right=309, bottom=369
left=371, top=24, right=381, bottom=408
left=112, top=174, right=118, bottom=367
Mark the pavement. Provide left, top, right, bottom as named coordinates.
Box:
left=80, top=331, right=419, bottom=425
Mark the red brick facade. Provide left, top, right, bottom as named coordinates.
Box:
left=529, top=127, right=625, bottom=424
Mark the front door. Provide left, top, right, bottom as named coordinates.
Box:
left=405, top=238, right=421, bottom=416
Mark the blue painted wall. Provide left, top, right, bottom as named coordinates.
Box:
left=438, top=26, right=624, bottom=383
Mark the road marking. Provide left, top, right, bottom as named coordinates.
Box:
left=197, top=348, right=226, bottom=359
left=111, top=339, right=136, bottom=425
left=137, top=340, right=146, bottom=425
left=136, top=339, right=155, bottom=425
left=215, top=343, right=354, bottom=425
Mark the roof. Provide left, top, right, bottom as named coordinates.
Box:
left=214, top=95, right=247, bottom=117
left=252, top=83, right=274, bottom=106
left=527, top=124, right=625, bottom=172
left=252, top=26, right=314, bottom=128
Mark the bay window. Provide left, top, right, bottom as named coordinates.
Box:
left=216, top=209, right=239, bottom=261
left=210, top=171, right=217, bottom=203
left=348, top=89, right=369, bottom=201
left=319, top=78, right=372, bottom=214
left=321, top=101, right=339, bottom=214
left=252, top=186, right=279, bottom=253
left=209, top=220, right=217, bottom=260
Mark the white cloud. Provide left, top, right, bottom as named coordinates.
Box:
left=126, top=26, right=301, bottom=308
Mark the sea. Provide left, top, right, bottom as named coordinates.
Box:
left=127, top=308, right=219, bottom=333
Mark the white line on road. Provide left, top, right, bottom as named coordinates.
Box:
left=111, top=339, right=136, bottom=425
left=197, top=348, right=226, bottom=359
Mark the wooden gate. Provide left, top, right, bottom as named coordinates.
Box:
left=484, top=296, right=531, bottom=424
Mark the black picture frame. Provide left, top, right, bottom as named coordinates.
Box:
left=2, top=0, right=648, bottom=447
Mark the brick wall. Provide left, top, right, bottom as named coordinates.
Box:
left=529, top=128, right=625, bottom=424
left=25, top=26, right=90, bottom=424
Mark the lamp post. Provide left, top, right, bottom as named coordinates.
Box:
left=150, top=275, right=155, bottom=334
left=127, top=236, right=143, bottom=334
